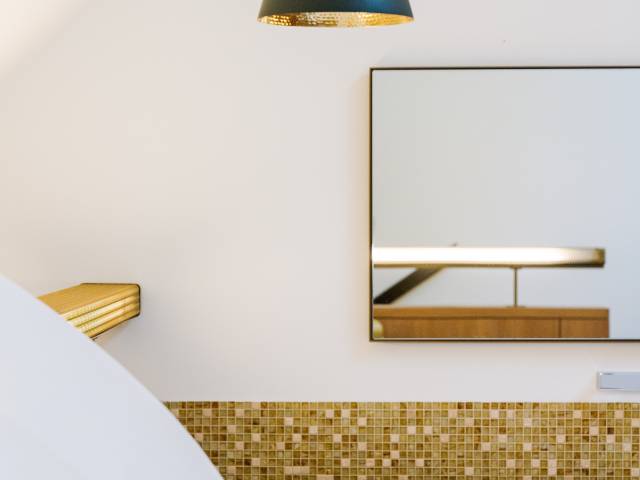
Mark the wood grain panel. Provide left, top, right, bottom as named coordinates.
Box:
left=561, top=318, right=609, bottom=339
left=373, top=306, right=609, bottom=339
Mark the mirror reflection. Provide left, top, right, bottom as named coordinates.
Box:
left=371, top=67, right=640, bottom=340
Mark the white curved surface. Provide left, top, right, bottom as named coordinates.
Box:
left=0, top=276, right=222, bottom=480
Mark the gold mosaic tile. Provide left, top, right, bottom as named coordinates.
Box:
left=165, top=402, right=640, bottom=479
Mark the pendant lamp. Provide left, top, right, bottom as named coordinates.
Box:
left=258, top=0, right=414, bottom=27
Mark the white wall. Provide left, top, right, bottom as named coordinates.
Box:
left=0, top=0, right=88, bottom=78
left=1, top=0, right=640, bottom=401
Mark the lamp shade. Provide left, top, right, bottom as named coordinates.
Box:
left=258, top=0, right=414, bottom=27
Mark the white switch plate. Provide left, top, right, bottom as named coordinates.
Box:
left=598, top=372, right=640, bottom=391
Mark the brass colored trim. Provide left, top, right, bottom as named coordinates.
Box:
left=39, top=283, right=139, bottom=320
left=259, top=11, right=412, bottom=27
left=39, top=283, right=140, bottom=339
left=67, top=295, right=138, bottom=327
left=84, top=311, right=138, bottom=338
left=76, top=302, right=140, bottom=334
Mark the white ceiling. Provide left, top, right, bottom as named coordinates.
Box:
left=0, top=0, right=86, bottom=78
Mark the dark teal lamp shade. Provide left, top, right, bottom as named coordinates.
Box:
left=258, top=0, right=413, bottom=27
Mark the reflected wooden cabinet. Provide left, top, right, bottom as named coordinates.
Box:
left=373, top=307, right=609, bottom=339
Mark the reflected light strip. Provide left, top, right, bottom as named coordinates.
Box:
left=372, top=247, right=605, bottom=268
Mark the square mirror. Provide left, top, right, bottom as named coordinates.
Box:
left=370, top=67, right=640, bottom=341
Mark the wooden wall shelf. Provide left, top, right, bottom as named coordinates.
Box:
left=373, top=306, right=609, bottom=339
left=39, top=283, right=140, bottom=339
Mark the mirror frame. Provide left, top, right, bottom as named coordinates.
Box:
left=369, top=65, right=640, bottom=343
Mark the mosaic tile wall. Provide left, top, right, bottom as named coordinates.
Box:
left=167, top=402, right=640, bottom=479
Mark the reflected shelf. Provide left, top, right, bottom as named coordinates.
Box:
left=372, top=247, right=605, bottom=269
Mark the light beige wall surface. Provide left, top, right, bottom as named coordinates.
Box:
left=1, top=0, right=640, bottom=401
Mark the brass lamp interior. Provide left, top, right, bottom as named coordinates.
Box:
left=258, top=11, right=413, bottom=27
